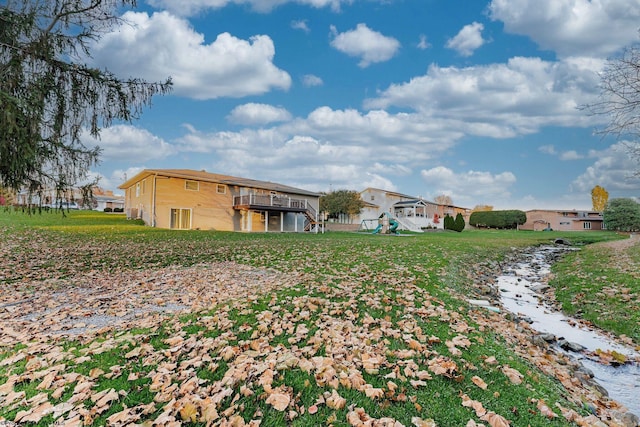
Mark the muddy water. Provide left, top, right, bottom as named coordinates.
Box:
left=495, top=246, right=640, bottom=416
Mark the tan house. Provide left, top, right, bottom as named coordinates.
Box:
left=118, top=169, right=321, bottom=232
left=521, top=209, right=604, bottom=231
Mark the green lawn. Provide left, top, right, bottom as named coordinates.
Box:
left=550, top=238, right=640, bottom=344
left=0, top=210, right=632, bottom=426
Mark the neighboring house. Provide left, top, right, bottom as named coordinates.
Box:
left=521, top=209, right=605, bottom=231
left=118, top=169, right=321, bottom=232
left=92, top=188, right=125, bottom=211
left=356, top=188, right=421, bottom=231
left=355, top=188, right=470, bottom=232
left=16, top=187, right=79, bottom=208
left=433, top=203, right=471, bottom=227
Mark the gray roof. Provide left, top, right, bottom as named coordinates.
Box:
left=119, top=169, right=320, bottom=197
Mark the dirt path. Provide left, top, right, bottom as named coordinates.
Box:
left=596, top=233, right=640, bottom=250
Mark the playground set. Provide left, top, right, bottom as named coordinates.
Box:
left=365, top=212, right=400, bottom=235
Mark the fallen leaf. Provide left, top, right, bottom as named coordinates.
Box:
left=15, top=401, right=53, bottom=424
left=536, top=399, right=558, bottom=418
left=461, top=394, right=487, bottom=417
left=180, top=402, right=198, bottom=422
left=501, top=366, right=523, bottom=385
left=265, top=392, right=290, bottom=411
left=484, top=356, right=498, bottom=365
left=363, top=385, right=384, bottom=399
left=481, top=411, right=510, bottom=427
left=326, top=389, right=346, bottom=410
left=93, top=388, right=119, bottom=410
left=412, top=417, right=437, bottom=427
left=202, top=404, right=219, bottom=422
left=471, top=375, right=488, bottom=390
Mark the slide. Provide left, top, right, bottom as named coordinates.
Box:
left=372, top=224, right=383, bottom=234
left=389, top=218, right=399, bottom=234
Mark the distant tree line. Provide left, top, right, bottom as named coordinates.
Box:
left=469, top=210, right=526, bottom=229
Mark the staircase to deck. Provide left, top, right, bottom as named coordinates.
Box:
left=303, top=203, right=320, bottom=232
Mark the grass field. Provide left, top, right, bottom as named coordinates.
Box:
left=0, top=210, right=635, bottom=426
left=550, top=237, right=640, bottom=344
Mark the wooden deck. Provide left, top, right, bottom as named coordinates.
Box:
left=233, top=195, right=312, bottom=212
left=233, top=195, right=319, bottom=231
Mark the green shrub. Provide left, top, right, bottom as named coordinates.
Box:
left=469, top=210, right=526, bottom=229
left=453, top=213, right=465, bottom=232
left=104, top=207, right=113, bottom=212
left=113, top=207, right=124, bottom=213
left=444, top=214, right=455, bottom=231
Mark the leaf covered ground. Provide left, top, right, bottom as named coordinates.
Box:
left=550, top=235, right=640, bottom=344
left=0, top=211, right=635, bottom=426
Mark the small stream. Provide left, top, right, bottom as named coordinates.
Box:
left=494, top=245, right=640, bottom=417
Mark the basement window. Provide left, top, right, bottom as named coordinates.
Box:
left=185, top=180, right=199, bottom=191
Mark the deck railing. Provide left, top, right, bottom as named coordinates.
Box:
left=233, top=194, right=312, bottom=211
left=233, top=195, right=320, bottom=232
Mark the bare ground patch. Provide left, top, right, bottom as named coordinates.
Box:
left=0, top=262, right=301, bottom=346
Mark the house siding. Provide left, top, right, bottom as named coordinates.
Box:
left=126, top=177, right=154, bottom=224
left=355, top=188, right=415, bottom=225
left=153, top=178, right=237, bottom=230
left=119, top=169, right=320, bottom=232
left=521, top=210, right=604, bottom=231
left=353, top=188, right=470, bottom=231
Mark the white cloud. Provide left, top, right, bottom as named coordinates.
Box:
left=89, top=11, right=291, bottom=100
left=147, top=0, right=349, bottom=15
left=489, top=0, right=640, bottom=58
left=365, top=56, right=604, bottom=137
left=178, top=107, right=461, bottom=161
left=539, top=145, right=584, bottom=160
left=370, top=162, right=412, bottom=176
left=83, top=167, right=146, bottom=195
left=420, top=166, right=517, bottom=207
left=417, top=34, right=431, bottom=50
left=81, top=125, right=176, bottom=161
left=538, top=145, right=557, bottom=155
left=169, top=106, right=466, bottom=193
left=571, top=141, right=640, bottom=195
left=292, top=107, right=463, bottom=157
left=330, top=23, right=401, bottom=68
left=445, top=22, right=486, bottom=57
left=291, top=19, right=310, bottom=33
left=559, top=150, right=583, bottom=160
left=227, top=103, right=292, bottom=125
left=301, top=74, right=324, bottom=86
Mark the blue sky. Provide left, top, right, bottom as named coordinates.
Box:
left=82, top=0, right=640, bottom=210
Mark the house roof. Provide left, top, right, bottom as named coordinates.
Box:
left=118, top=169, right=320, bottom=197
left=526, top=209, right=602, bottom=214
left=94, top=194, right=124, bottom=202
left=360, top=188, right=470, bottom=210
left=360, top=187, right=416, bottom=200
left=393, top=199, right=434, bottom=207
